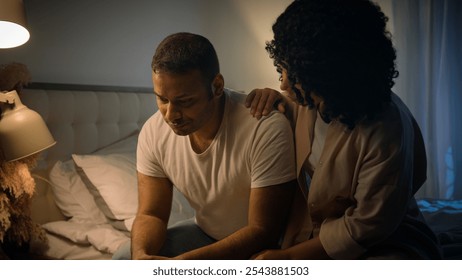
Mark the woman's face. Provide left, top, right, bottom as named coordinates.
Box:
left=280, top=69, right=323, bottom=107
left=280, top=69, right=291, bottom=92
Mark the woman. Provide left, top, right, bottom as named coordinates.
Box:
left=246, top=0, right=441, bottom=259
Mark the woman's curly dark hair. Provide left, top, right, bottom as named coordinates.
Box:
left=266, top=0, right=398, bottom=128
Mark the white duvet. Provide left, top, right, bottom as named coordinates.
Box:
left=43, top=221, right=130, bottom=254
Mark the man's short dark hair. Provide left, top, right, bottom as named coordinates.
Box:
left=152, top=32, right=220, bottom=86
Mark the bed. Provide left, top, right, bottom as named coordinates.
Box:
left=417, top=199, right=462, bottom=259
left=22, top=83, right=462, bottom=260
left=22, top=83, right=194, bottom=259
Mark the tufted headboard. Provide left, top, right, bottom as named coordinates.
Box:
left=21, top=84, right=157, bottom=170
left=20, top=83, right=157, bottom=224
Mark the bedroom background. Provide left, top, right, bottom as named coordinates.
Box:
left=0, top=1, right=460, bottom=212
left=0, top=0, right=461, bottom=261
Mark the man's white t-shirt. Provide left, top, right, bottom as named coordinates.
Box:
left=137, top=89, right=296, bottom=240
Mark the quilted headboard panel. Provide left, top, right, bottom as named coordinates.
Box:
left=20, top=86, right=157, bottom=169
left=16, top=85, right=157, bottom=224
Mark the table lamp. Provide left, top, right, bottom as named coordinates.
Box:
left=0, top=0, right=30, bottom=48
left=0, top=90, right=55, bottom=161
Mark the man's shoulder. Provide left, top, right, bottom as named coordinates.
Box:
left=140, top=111, right=171, bottom=139
left=225, top=88, right=247, bottom=105
left=145, top=110, right=166, bottom=127
left=225, top=88, right=289, bottom=125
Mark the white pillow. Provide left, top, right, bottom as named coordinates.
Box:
left=72, top=132, right=194, bottom=231
left=72, top=153, right=138, bottom=224
left=49, top=160, right=108, bottom=224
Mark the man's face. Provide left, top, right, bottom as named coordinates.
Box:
left=152, top=69, right=216, bottom=136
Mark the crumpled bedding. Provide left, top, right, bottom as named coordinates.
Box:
left=42, top=221, right=130, bottom=255
left=418, top=199, right=462, bottom=259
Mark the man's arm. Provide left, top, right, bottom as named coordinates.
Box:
left=131, top=172, right=173, bottom=260
left=174, top=179, right=296, bottom=260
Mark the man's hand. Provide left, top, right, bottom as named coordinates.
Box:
left=134, top=252, right=170, bottom=260
left=245, top=88, right=286, bottom=119
left=252, top=249, right=290, bottom=260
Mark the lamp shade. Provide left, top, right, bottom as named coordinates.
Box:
left=0, top=0, right=30, bottom=48
left=0, top=90, right=56, bottom=161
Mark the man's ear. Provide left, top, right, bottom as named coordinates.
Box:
left=211, top=74, right=225, bottom=97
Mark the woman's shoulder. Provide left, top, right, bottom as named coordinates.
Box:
left=351, top=96, right=411, bottom=154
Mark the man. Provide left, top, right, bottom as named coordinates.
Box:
left=114, top=32, right=296, bottom=259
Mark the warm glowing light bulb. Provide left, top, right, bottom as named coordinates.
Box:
left=0, top=20, right=30, bottom=48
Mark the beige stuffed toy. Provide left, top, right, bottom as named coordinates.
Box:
left=0, top=63, right=48, bottom=259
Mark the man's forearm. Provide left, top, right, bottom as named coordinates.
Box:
left=131, top=214, right=168, bottom=259
left=174, top=225, right=279, bottom=260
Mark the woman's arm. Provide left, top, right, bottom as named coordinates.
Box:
left=253, top=236, right=331, bottom=260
